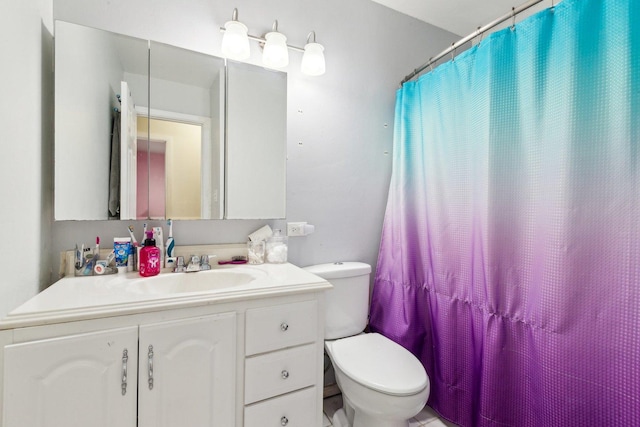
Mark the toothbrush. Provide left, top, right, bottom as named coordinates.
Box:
left=166, top=219, right=175, bottom=257
left=127, top=225, right=139, bottom=246
left=94, top=236, right=100, bottom=260
left=143, top=223, right=147, bottom=244
left=74, top=244, right=82, bottom=269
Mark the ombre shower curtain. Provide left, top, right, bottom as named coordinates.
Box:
left=369, top=0, right=640, bottom=426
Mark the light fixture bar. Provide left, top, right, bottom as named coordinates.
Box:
left=220, top=27, right=305, bottom=53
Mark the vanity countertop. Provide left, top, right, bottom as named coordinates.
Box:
left=0, top=263, right=331, bottom=330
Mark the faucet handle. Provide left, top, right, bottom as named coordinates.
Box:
left=200, top=255, right=211, bottom=271
left=174, top=256, right=185, bottom=273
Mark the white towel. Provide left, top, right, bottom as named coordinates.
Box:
left=248, top=225, right=273, bottom=242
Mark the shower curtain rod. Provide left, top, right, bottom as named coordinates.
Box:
left=400, top=0, right=545, bottom=85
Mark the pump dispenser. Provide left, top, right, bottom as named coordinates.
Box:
left=139, top=231, right=161, bottom=277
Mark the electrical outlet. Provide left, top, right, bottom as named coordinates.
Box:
left=287, top=222, right=307, bottom=237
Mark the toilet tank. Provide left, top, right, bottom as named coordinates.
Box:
left=303, top=262, right=372, bottom=340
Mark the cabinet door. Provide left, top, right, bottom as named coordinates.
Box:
left=3, top=326, right=138, bottom=427
left=138, top=312, right=236, bottom=427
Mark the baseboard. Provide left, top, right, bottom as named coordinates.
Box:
left=323, top=383, right=341, bottom=398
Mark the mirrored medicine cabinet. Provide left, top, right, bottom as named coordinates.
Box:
left=54, top=21, right=286, bottom=221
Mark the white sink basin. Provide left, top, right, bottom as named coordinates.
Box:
left=128, top=267, right=265, bottom=295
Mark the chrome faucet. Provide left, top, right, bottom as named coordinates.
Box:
left=186, top=255, right=201, bottom=272
left=183, top=255, right=212, bottom=272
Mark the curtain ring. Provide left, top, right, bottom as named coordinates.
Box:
left=429, top=57, right=434, bottom=72
left=550, top=0, right=555, bottom=11
left=451, top=43, right=456, bottom=62
left=511, top=7, right=516, bottom=30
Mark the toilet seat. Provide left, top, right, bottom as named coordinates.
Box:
left=327, top=333, right=428, bottom=396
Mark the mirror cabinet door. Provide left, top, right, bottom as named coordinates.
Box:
left=146, top=42, right=225, bottom=220
left=54, top=21, right=149, bottom=220
left=225, top=62, right=287, bottom=219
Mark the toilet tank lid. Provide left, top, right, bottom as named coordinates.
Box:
left=303, top=262, right=371, bottom=280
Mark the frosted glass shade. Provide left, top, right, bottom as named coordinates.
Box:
left=222, top=20, right=250, bottom=60
left=263, top=32, right=289, bottom=68
left=301, top=42, right=325, bottom=76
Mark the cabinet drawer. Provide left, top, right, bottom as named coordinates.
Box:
left=245, top=343, right=317, bottom=404
left=244, top=387, right=317, bottom=427
left=245, top=300, right=318, bottom=355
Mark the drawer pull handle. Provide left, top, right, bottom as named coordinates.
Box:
left=281, top=370, right=289, bottom=379
left=280, top=322, right=289, bottom=331
left=280, top=416, right=289, bottom=426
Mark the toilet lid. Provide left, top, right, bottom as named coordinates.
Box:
left=328, top=333, right=428, bottom=396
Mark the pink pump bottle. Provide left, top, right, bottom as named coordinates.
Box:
left=139, top=231, right=161, bottom=277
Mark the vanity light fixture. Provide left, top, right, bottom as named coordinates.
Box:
left=262, top=20, right=289, bottom=68
left=220, top=9, right=326, bottom=76
left=221, top=8, right=250, bottom=60
left=301, top=31, right=325, bottom=76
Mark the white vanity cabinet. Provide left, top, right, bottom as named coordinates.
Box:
left=2, top=313, right=236, bottom=427
left=0, top=262, right=331, bottom=427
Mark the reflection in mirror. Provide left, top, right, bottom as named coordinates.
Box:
left=148, top=41, right=225, bottom=220
left=137, top=117, right=203, bottom=220
left=54, top=21, right=148, bottom=220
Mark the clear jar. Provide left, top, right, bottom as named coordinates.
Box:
left=247, top=240, right=266, bottom=264
left=266, top=229, right=288, bottom=264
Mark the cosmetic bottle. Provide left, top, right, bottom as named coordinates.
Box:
left=139, top=231, right=161, bottom=277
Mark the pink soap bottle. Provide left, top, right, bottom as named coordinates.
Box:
left=139, top=231, right=161, bottom=277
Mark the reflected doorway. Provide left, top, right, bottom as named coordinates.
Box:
left=136, top=117, right=202, bottom=220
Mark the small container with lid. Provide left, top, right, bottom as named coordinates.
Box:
left=139, top=231, right=161, bottom=277
left=266, top=229, right=288, bottom=264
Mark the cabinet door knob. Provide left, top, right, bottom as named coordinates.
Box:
left=281, top=370, right=289, bottom=379
left=280, top=322, right=289, bottom=331
left=121, top=349, right=129, bottom=396
left=148, top=345, right=154, bottom=390
left=280, top=416, right=289, bottom=426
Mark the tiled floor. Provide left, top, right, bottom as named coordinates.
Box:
left=323, top=393, right=458, bottom=427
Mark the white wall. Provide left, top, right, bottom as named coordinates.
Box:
left=0, top=0, right=54, bottom=317
left=150, top=77, right=211, bottom=117
left=2, top=0, right=458, bottom=315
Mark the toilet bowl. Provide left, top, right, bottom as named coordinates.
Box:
left=303, top=263, right=430, bottom=427
left=325, top=333, right=429, bottom=427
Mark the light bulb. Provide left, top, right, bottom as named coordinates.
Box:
left=301, top=42, right=325, bottom=76
left=221, top=20, right=250, bottom=60
left=263, top=31, right=289, bottom=68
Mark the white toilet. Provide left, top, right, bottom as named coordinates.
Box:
left=304, top=262, right=430, bottom=427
